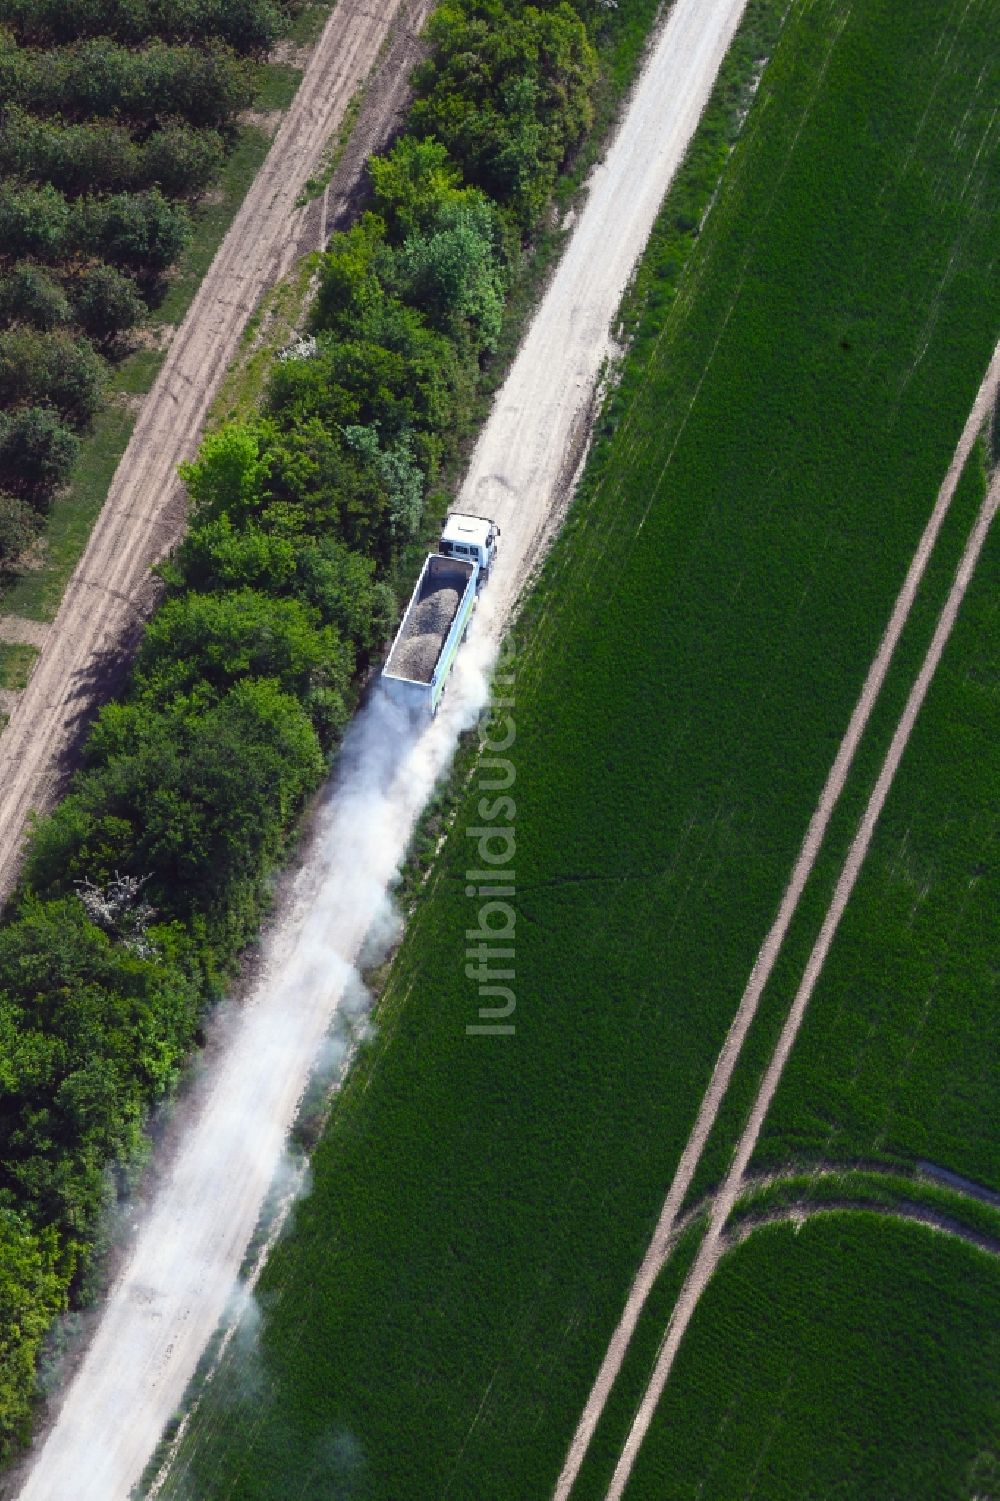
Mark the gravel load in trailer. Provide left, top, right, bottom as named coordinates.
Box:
left=386, top=567, right=466, bottom=683
left=381, top=513, right=499, bottom=714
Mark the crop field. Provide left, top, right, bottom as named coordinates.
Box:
left=681, top=439, right=998, bottom=1207
left=153, top=0, right=1000, bottom=1496
left=747, top=475, right=1000, bottom=1189
left=619, top=1215, right=1000, bottom=1499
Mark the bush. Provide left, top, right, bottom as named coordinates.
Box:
left=0, top=264, right=72, bottom=331
left=0, top=407, right=79, bottom=499
left=0, top=493, right=40, bottom=567
left=0, top=330, right=105, bottom=428
left=142, top=124, right=225, bottom=197
left=76, top=189, right=192, bottom=272
left=70, top=264, right=146, bottom=343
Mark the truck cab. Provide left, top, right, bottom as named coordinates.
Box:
left=438, top=513, right=500, bottom=585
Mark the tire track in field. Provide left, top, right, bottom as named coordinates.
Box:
left=0, top=0, right=428, bottom=909
left=603, top=378, right=1000, bottom=1501
left=726, top=1203, right=1000, bottom=1261
left=554, top=343, right=1000, bottom=1500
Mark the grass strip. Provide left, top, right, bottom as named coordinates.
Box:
left=0, top=641, right=38, bottom=691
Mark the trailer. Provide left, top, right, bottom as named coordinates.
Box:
left=381, top=513, right=499, bottom=714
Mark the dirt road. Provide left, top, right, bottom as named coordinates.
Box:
left=0, top=0, right=427, bottom=911
left=14, top=1, right=757, bottom=1495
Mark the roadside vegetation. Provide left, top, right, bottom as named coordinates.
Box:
left=622, top=1215, right=1000, bottom=1499
left=142, top=0, right=1000, bottom=1494
left=0, top=0, right=665, bottom=1462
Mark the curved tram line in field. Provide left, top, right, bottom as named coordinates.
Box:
left=553, top=344, right=1000, bottom=1499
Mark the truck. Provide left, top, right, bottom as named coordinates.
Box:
left=380, top=513, right=500, bottom=714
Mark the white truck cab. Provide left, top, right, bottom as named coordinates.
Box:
left=438, top=512, right=500, bottom=584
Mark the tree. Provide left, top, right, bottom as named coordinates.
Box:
left=131, top=588, right=353, bottom=718
left=70, top=264, right=146, bottom=345
left=0, top=494, right=40, bottom=569
left=0, top=264, right=71, bottom=331
left=0, top=184, right=70, bottom=260
left=0, top=1210, right=64, bottom=1460
left=0, top=898, right=203, bottom=1237
left=0, top=331, right=105, bottom=428
left=179, top=423, right=270, bottom=523
left=142, top=125, right=225, bottom=197
left=312, top=214, right=391, bottom=334
left=369, top=136, right=465, bottom=241
left=165, top=517, right=394, bottom=655
left=341, top=425, right=425, bottom=543
left=0, top=407, right=79, bottom=501
left=395, top=195, right=507, bottom=351
left=76, top=189, right=192, bottom=273
left=0, top=109, right=140, bottom=197
left=410, top=1, right=597, bottom=224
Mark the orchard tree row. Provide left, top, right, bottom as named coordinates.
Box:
left=0, top=3, right=298, bottom=571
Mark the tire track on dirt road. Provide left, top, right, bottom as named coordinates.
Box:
left=555, top=343, right=1000, bottom=1500
left=602, top=382, right=1000, bottom=1501
left=0, top=0, right=425, bottom=910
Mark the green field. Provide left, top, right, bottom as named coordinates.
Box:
left=621, top=1216, right=1000, bottom=1499
left=745, top=486, right=1000, bottom=1188
left=154, top=0, right=1000, bottom=1495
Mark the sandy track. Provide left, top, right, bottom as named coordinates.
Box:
left=11, top=1, right=759, bottom=1494
left=602, top=388, right=1000, bottom=1500
left=0, top=0, right=422, bottom=911
left=553, top=343, right=1000, bottom=1501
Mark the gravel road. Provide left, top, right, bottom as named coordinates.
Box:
left=12, top=0, right=756, bottom=1494
left=0, top=0, right=427, bottom=911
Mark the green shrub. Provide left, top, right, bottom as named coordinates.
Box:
left=0, top=493, right=40, bottom=567
left=70, top=264, right=146, bottom=344
left=0, top=406, right=79, bottom=499
left=0, top=330, right=105, bottom=427
left=0, top=264, right=72, bottom=331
